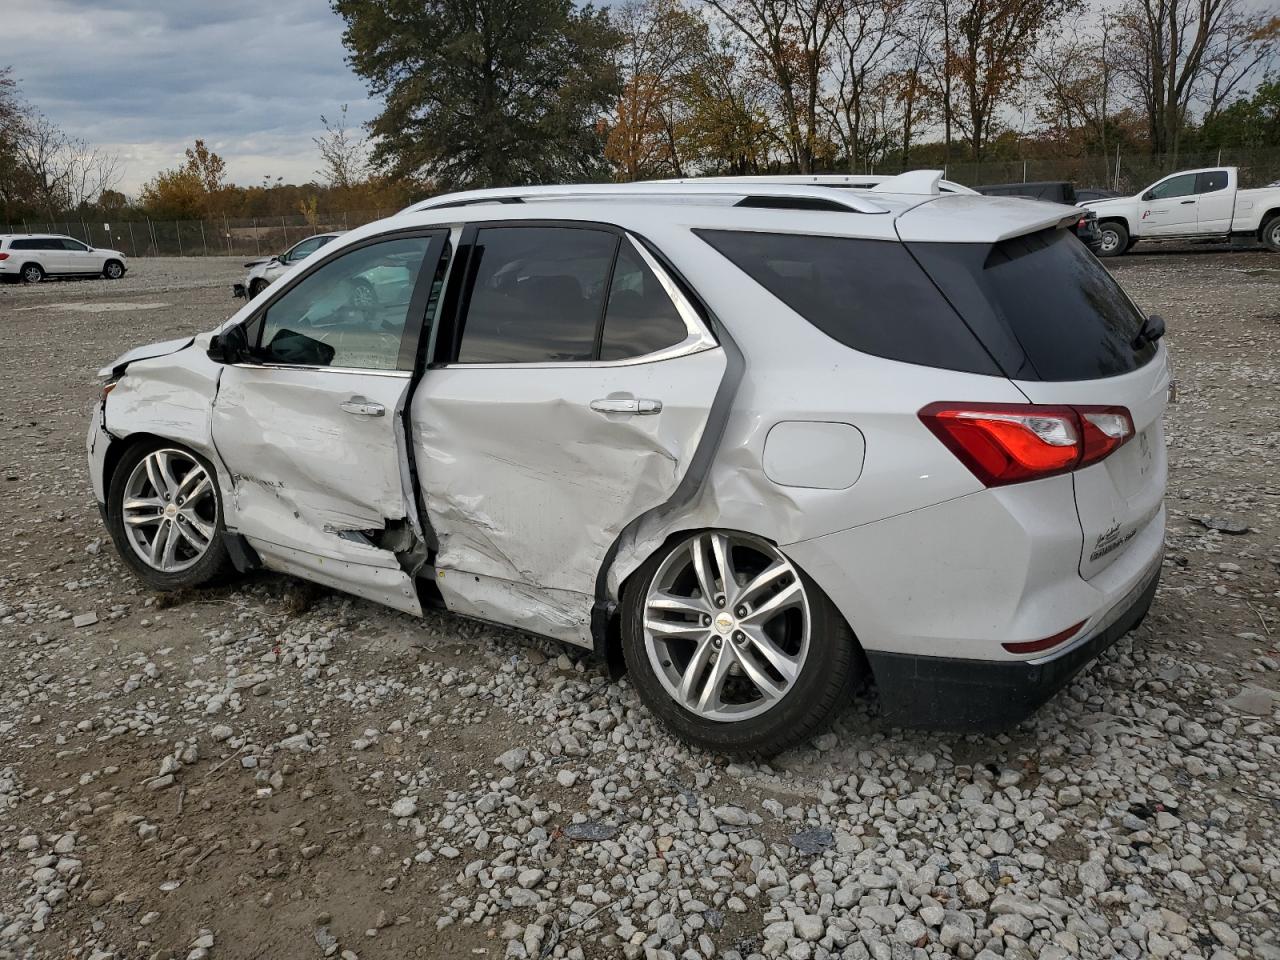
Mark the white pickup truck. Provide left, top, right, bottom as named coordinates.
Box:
left=1082, top=166, right=1280, bottom=257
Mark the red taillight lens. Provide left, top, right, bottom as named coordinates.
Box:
left=0, top=252, right=9, bottom=261
left=919, top=402, right=1134, bottom=487
left=1002, top=620, right=1087, bottom=654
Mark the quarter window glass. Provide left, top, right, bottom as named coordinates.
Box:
left=1196, top=171, right=1227, bottom=194
left=60, top=239, right=88, bottom=251
left=257, top=236, right=428, bottom=370
left=697, top=229, right=998, bottom=374
left=457, top=227, right=618, bottom=363
left=1148, top=174, right=1196, bottom=200
left=599, top=244, right=688, bottom=361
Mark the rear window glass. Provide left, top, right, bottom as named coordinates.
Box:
left=909, top=229, right=1155, bottom=381
left=696, top=230, right=999, bottom=375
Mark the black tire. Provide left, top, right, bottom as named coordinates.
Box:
left=621, top=531, right=859, bottom=757
left=105, top=439, right=233, bottom=591
left=20, top=262, right=44, bottom=284
left=1096, top=221, right=1128, bottom=258
left=1263, top=215, right=1280, bottom=253
left=103, top=260, right=125, bottom=280
left=248, top=278, right=269, bottom=299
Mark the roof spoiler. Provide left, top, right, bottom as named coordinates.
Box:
left=870, top=170, right=944, bottom=195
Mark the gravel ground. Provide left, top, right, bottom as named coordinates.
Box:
left=0, top=249, right=1278, bottom=960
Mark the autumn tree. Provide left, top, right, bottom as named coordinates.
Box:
left=823, top=0, right=904, bottom=171
left=701, top=0, right=842, bottom=172
left=681, top=35, right=777, bottom=172
left=334, top=0, right=622, bottom=189
left=946, top=0, right=1080, bottom=160
left=139, top=139, right=229, bottom=218
left=605, top=0, right=710, bottom=180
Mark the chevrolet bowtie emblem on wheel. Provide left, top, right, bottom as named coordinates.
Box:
left=714, top=612, right=735, bottom=634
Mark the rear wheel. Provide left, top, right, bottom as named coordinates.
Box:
left=103, top=260, right=125, bottom=280
left=20, top=263, right=44, bottom=284
left=1263, top=215, right=1280, bottom=253
left=1097, top=221, right=1128, bottom=258
left=622, top=530, right=858, bottom=756
left=105, top=441, right=232, bottom=590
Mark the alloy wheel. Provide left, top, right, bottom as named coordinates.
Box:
left=22, top=265, right=42, bottom=283
left=106, top=262, right=124, bottom=279
left=643, top=532, right=810, bottom=722
left=121, top=449, right=217, bottom=573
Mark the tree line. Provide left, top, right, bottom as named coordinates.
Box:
left=1, top=0, right=1276, bottom=222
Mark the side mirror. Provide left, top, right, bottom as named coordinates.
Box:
left=1141, top=191, right=1154, bottom=201
left=207, top=324, right=253, bottom=365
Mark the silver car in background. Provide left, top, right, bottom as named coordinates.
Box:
left=232, top=232, right=341, bottom=299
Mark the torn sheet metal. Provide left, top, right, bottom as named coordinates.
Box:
left=246, top=536, right=422, bottom=617
left=98, top=336, right=194, bottom=378
left=411, top=347, right=727, bottom=647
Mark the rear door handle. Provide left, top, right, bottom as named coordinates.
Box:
left=590, top=398, right=662, bottom=416
left=340, top=397, right=385, bottom=417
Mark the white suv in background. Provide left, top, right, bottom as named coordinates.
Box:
left=87, top=174, right=1168, bottom=755
left=0, top=234, right=128, bottom=283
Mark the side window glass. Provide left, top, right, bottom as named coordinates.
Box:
left=257, top=235, right=429, bottom=370
left=62, top=239, right=87, bottom=251
left=1148, top=174, right=1196, bottom=200
left=599, top=243, right=688, bottom=361
left=1195, top=171, right=1227, bottom=194
left=456, top=227, right=618, bottom=363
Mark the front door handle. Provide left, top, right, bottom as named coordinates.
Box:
left=590, top=398, right=663, bottom=416
left=340, top=397, right=385, bottom=417
left=1179, top=199, right=1196, bottom=205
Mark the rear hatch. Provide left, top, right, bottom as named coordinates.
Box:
left=898, top=201, right=1168, bottom=579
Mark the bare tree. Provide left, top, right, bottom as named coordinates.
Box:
left=10, top=109, right=121, bottom=217
left=1033, top=18, right=1116, bottom=157
left=1112, top=0, right=1275, bottom=158
left=314, top=104, right=370, bottom=189
left=823, top=0, right=903, bottom=172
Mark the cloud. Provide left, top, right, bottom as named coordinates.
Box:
left=6, top=0, right=374, bottom=192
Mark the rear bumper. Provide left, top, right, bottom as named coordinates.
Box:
left=867, top=556, right=1160, bottom=730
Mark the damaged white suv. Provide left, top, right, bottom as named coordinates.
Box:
left=87, top=174, right=1168, bottom=755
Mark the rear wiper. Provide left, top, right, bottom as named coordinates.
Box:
left=1132, top=313, right=1166, bottom=349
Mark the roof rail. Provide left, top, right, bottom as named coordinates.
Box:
left=400, top=182, right=889, bottom=215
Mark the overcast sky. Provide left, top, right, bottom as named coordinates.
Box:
left=5, top=0, right=375, bottom=194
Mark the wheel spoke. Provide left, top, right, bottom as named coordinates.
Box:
left=644, top=618, right=708, bottom=639
left=647, top=590, right=712, bottom=618
left=735, top=562, right=790, bottom=608
left=160, top=520, right=181, bottom=568
left=690, top=537, right=716, bottom=602
left=180, top=511, right=215, bottom=543
left=740, top=580, right=803, bottom=624
left=148, top=520, right=172, bottom=566
left=732, top=641, right=788, bottom=700
left=709, top=533, right=736, bottom=600
left=695, top=645, right=735, bottom=713
left=144, top=455, right=171, bottom=498
left=176, top=468, right=210, bottom=502
left=677, top=636, right=716, bottom=706
left=123, top=497, right=165, bottom=526
left=741, top=625, right=801, bottom=684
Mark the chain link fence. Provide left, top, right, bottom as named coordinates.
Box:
left=0, top=211, right=390, bottom=259
left=6, top=146, right=1279, bottom=255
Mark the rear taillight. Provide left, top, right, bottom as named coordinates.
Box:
left=919, top=402, right=1134, bottom=486
left=0, top=252, right=9, bottom=261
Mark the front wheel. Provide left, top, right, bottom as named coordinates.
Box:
left=105, top=442, right=232, bottom=590
left=1263, top=216, right=1280, bottom=253
left=1097, top=221, right=1128, bottom=258
left=103, top=260, right=125, bottom=280
left=622, top=530, right=858, bottom=756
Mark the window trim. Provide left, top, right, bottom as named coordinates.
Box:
left=225, top=226, right=450, bottom=375
left=433, top=219, right=717, bottom=370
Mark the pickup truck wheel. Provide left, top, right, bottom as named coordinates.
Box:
left=621, top=530, right=859, bottom=757
left=1097, top=222, right=1128, bottom=258
left=106, top=441, right=232, bottom=590
left=1263, top=216, right=1280, bottom=253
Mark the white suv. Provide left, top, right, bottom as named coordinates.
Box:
left=0, top=234, right=128, bottom=283
left=87, top=173, right=1168, bottom=755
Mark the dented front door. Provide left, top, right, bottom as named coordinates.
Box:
left=210, top=230, right=448, bottom=614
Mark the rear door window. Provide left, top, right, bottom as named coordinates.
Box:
left=909, top=229, right=1156, bottom=381
left=453, top=227, right=691, bottom=364
left=696, top=230, right=999, bottom=375
left=1195, top=171, right=1228, bottom=194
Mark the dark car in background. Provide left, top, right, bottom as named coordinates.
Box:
left=976, top=181, right=1102, bottom=252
